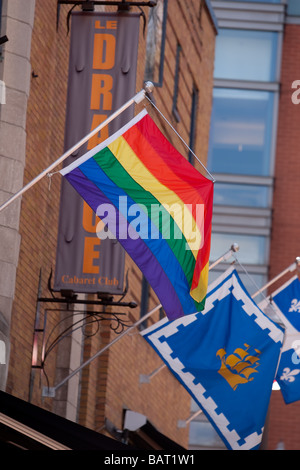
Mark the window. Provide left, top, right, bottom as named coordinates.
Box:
left=208, top=88, right=274, bottom=176
left=214, top=29, right=278, bottom=82
left=189, top=401, right=226, bottom=450
left=0, top=0, right=3, bottom=63
left=144, top=0, right=168, bottom=87
left=172, top=43, right=181, bottom=122
left=199, top=0, right=204, bottom=25
left=210, top=232, right=268, bottom=265
left=208, top=269, right=266, bottom=296
left=287, top=0, right=300, bottom=16
left=140, top=275, right=149, bottom=328
left=188, top=85, right=199, bottom=163
left=217, top=0, right=280, bottom=3
left=213, top=182, right=270, bottom=208
left=189, top=419, right=225, bottom=449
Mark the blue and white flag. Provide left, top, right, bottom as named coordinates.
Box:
left=259, top=275, right=300, bottom=404
left=142, top=267, right=284, bottom=450
left=271, top=275, right=300, bottom=332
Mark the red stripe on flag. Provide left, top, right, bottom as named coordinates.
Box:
left=123, top=114, right=213, bottom=300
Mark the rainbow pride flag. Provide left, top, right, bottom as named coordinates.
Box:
left=61, top=110, right=214, bottom=320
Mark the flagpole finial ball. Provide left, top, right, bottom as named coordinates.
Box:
left=144, top=81, right=154, bottom=94
left=231, top=243, right=239, bottom=253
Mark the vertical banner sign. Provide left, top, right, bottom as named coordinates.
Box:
left=54, top=12, right=140, bottom=294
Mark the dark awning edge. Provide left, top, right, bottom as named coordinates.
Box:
left=0, top=390, right=133, bottom=450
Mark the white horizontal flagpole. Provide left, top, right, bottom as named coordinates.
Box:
left=43, top=245, right=239, bottom=396
left=252, top=257, right=300, bottom=299
left=209, top=243, right=239, bottom=270
left=0, top=84, right=151, bottom=214
left=177, top=409, right=203, bottom=428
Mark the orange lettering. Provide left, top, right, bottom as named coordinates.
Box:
left=95, top=20, right=117, bottom=30
left=90, top=74, right=113, bottom=111
left=93, top=34, right=116, bottom=69
left=82, top=237, right=100, bottom=274
left=95, top=20, right=105, bottom=29
left=107, top=21, right=117, bottom=29
left=87, top=114, right=109, bottom=150
left=83, top=202, right=102, bottom=232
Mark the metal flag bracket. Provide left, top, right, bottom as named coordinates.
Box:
left=56, top=0, right=158, bottom=33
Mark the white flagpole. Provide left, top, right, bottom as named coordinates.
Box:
left=43, top=244, right=239, bottom=396
left=252, top=257, right=300, bottom=299
left=0, top=84, right=151, bottom=214
left=177, top=409, right=203, bottom=428
left=209, top=243, right=239, bottom=269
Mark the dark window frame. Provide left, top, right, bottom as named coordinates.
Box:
left=199, top=0, right=204, bottom=26
left=188, top=84, right=199, bottom=164
left=172, top=43, right=181, bottom=123
left=0, top=0, right=4, bottom=62
left=144, top=0, right=168, bottom=88
left=139, top=275, right=149, bottom=329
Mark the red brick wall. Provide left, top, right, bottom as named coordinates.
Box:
left=99, top=0, right=216, bottom=447
left=6, top=0, right=70, bottom=407
left=6, top=0, right=216, bottom=449
left=267, top=24, right=300, bottom=450
left=269, top=25, right=300, bottom=283
left=267, top=392, right=300, bottom=450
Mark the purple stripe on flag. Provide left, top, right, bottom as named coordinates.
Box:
left=65, top=167, right=185, bottom=320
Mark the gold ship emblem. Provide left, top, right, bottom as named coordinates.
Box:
left=216, top=344, right=261, bottom=391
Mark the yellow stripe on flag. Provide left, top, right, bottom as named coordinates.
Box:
left=108, top=136, right=202, bottom=257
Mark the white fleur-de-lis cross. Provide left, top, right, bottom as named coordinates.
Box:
left=280, top=367, right=300, bottom=383
left=289, top=299, right=300, bottom=313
